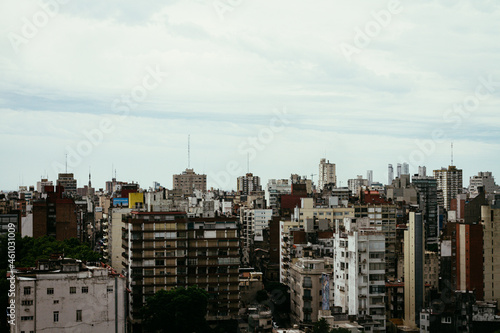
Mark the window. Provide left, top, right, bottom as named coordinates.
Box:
left=76, top=310, right=82, bottom=322
left=54, top=300, right=59, bottom=304
left=70, top=287, right=76, bottom=294
left=21, top=300, right=33, bottom=306
left=442, top=317, right=452, bottom=324
left=21, top=316, right=34, bottom=321
left=53, top=311, right=59, bottom=322
left=24, top=287, right=31, bottom=295
left=107, top=286, right=113, bottom=293
left=47, top=288, right=54, bottom=295
left=81, top=286, right=88, bottom=293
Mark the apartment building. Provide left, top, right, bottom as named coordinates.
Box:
left=433, top=166, right=463, bottom=210
left=173, top=168, right=207, bottom=196
left=333, top=217, right=386, bottom=332
left=122, top=212, right=240, bottom=329
left=12, top=258, right=125, bottom=333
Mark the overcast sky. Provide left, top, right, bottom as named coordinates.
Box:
left=1, top=0, right=499, bottom=192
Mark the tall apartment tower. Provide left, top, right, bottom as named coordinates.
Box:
left=412, top=176, right=438, bottom=249
left=388, top=164, right=394, bottom=185
left=173, top=168, right=207, bottom=196
left=404, top=212, right=425, bottom=328
left=397, top=163, right=402, bottom=178
left=469, top=171, right=500, bottom=197
left=318, top=158, right=336, bottom=191
left=122, top=212, right=240, bottom=330
left=367, top=170, right=373, bottom=186
left=418, top=166, right=427, bottom=177
left=433, top=166, right=463, bottom=210
left=237, top=173, right=262, bottom=195
left=402, top=162, right=409, bottom=175
left=57, top=173, right=77, bottom=195
left=482, top=204, right=500, bottom=304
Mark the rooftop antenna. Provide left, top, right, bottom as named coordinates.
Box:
left=188, top=134, right=191, bottom=169
left=451, top=142, right=454, bottom=166
left=247, top=152, right=249, bottom=173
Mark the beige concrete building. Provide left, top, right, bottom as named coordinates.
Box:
left=295, top=198, right=354, bottom=226
left=482, top=205, right=500, bottom=304
left=423, top=251, right=439, bottom=290
left=108, top=207, right=132, bottom=272
left=318, top=158, right=337, bottom=191
left=289, top=257, right=334, bottom=327
left=433, top=166, right=463, bottom=210
left=173, top=168, right=207, bottom=196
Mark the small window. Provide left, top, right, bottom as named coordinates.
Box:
left=53, top=300, right=59, bottom=304
left=47, top=288, right=54, bottom=295
left=107, top=286, right=113, bottom=293
left=70, top=287, right=76, bottom=294
left=53, top=311, right=59, bottom=322
left=24, top=287, right=31, bottom=295
left=81, top=287, right=88, bottom=293
left=76, top=310, right=82, bottom=322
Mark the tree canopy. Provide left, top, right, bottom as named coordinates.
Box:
left=141, top=286, right=209, bottom=333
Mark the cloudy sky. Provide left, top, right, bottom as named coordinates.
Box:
left=1, top=0, right=499, bottom=192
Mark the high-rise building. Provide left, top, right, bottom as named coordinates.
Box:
left=397, top=163, right=402, bottom=178
left=57, top=173, right=77, bottom=195
left=469, top=171, right=500, bottom=197
left=347, top=175, right=368, bottom=195
left=266, top=179, right=292, bottom=216
left=482, top=204, right=500, bottom=305
left=318, top=158, right=336, bottom=191
left=367, top=170, right=373, bottom=186
left=172, top=168, right=207, bottom=196
left=418, top=166, right=427, bottom=177
left=402, top=162, right=409, bottom=175
left=404, top=212, right=425, bottom=328
left=333, top=217, right=386, bottom=332
left=122, top=212, right=240, bottom=330
left=237, top=173, right=262, bottom=195
left=37, top=178, right=53, bottom=193
left=388, top=164, right=394, bottom=185
left=433, top=166, right=463, bottom=210
left=412, top=175, right=438, bottom=248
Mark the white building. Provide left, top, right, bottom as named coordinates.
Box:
left=12, top=259, right=126, bottom=333
left=266, top=179, right=292, bottom=216
left=108, top=207, right=132, bottom=272
left=469, top=171, right=500, bottom=197
left=347, top=176, right=368, bottom=196
left=319, top=159, right=337, bottom=191
left=433, top=165, right=463, bottom=210
left=333, top=218, right=386, bottom=332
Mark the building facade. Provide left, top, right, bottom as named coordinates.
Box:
left=318, top=159, right=336, bottom=191
left=433, top=166, right=463, bottom=210
left=173, top=168, right=207, bottom=196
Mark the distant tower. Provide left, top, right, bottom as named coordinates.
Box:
left=418, top=166, right=427, bottom=177
left=388, top=164, right=394, bottom=185
left=397, top=163, right=402, bottom=178
left=318, top=158, right=336, bottom=191
left=367, top=170, right=373, bottom=187
left=402, top=162, right=409, bottom=175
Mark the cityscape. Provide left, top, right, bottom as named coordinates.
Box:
left=1, top=161, right=500, bottom=332
left=2, top=1, right=500, bottom=333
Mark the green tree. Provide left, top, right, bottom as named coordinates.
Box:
left=312, top=318, right=330, bottom=333
left=141, top=286, right=209, bottom=333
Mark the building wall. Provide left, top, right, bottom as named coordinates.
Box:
left=14, top=269, right=126, bottom=333
left=482, top=205, right=500, bottom=304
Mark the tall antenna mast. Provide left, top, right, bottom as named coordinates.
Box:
left=451, top=142, right=454, bottom=166
left=247, top=152, right=249, bottom=173
left=188, top=135, right=191, bottom=169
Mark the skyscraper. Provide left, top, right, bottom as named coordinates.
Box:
left=433, top=166, right=463, bottom=210
left=402, top=162, right=409, bottom=175
left=418, top=166, right=427, bottom=177
left=388, top=164, right=394, bottom=185
left=237, top=173, right=262, bottom=195
left=397, top=163, right=402, bottom=178
left=367, top=170, right=373, bottom=186
left=318, top=158, right=336, bottom=191
left=412, top=175, right=438, bottom=249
